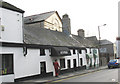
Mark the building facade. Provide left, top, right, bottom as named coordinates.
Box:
left=99, top=40, right=114, bottom=66
left=0, top=1, right=99, bottom=83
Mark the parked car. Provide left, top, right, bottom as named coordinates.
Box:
left=108, top=59, right=120, bottom=69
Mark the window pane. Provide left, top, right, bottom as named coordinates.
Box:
left=73, top=49, right=76, bottom=54
left=1, top=54, right=14, bottom=75
left=40, top=49, right=45, bottom=56
left=60, top=59, right=65, bottom=68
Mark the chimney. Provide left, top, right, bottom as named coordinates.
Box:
left=77, top=29, right=85, bottom=38
left=62, top=14, right=71, bottom=35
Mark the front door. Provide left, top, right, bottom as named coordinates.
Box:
left=80, top=58, right=83, bottom=66
left=73, top=59, right=76, bottom=68
left=40, top=62, right=46, bottom=75
left=67, top=60, right=71, bottom=68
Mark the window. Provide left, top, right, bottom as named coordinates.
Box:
left=85, top=49, right=87, bottom=53
left=73, top=49, right=76, bottom=54
left=40, top=49, right=45, bottom=56
left=0, top=54, right=14, bottom=75
left=79, top=50, right=82, bottom=54
left=49, top=49, right=51, bottom=55
left=60, top=59, right=65, bottom=68
left=90, top=49, right=92, bottom=54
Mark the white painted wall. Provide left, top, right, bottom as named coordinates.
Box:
left=86, top=48, right=99, bottom=66
left=1, top=47, right=95, bottom=82
left=1, top=74, right=14, bottom=83
left=0, top=8, right=23, bottom=43
left=79, top=50, right=87, bottom=66
left=45, top=13, right=62, bottom=32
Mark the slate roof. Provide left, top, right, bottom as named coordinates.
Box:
left=100, top=39, right=113, bottom=45
left=24, top=11, right=58, bottom=24
left=24, top=11, right=97, bottom=48
left=24, top=26, right=85, bottom=48
left=86, top=36, right=99, bottom=46
left=0, top=1, right=24, bottom=13
left=72, top=35, right=95, bottom=48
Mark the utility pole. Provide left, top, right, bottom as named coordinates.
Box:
left=98, top=24, right=106, bottom=66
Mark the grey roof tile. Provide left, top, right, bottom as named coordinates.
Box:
left=100, top=39, right=113, bottom=45
left=24, top=26, right=84, bottom=48
left=72, top=35, right=95, bottom=47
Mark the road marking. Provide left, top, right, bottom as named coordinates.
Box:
left=52, top=70, right=102, bottom=83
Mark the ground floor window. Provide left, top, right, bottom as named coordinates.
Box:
left=0, top=54, right=14, bottom=75
left=60, top=59, right=65, bottom=68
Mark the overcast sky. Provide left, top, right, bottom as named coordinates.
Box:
left=4, top=0, right=119, bottom=42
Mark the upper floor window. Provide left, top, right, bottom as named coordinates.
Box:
left=73, top=49, right=76, bottom=54
left=40, top=49, right=46, bottom=56
left=79, top=50, right=82, bottom=54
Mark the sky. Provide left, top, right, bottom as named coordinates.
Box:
left=4, top=0, right=120, bottom=43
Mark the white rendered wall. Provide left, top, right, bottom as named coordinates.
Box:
left=1, top=74, right=14, bottom=83
left=0, top=8, right=23, bottom=43
left=0, top=47, right=88, bottom=80
left=79, top=50, right=87, bottom=66
left=1, top=47, right=24, bottom=79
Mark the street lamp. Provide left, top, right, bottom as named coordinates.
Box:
left=98, top=24, right=106, bottom=66
left=98, top=24, right=106, bottom=44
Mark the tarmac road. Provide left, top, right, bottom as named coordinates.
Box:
left=52, top=68, right=119, bottom=83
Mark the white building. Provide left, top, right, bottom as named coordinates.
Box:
left=117, top=2, right=120, bottom=58
left=0, top=1, right=99, bottom=83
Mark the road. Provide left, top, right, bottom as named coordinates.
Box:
left=52, top=68, right=119, bottom=83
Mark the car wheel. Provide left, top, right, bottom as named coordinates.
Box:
left=110, top=66, right=113, bottom=69
left=108, top=66, right=110, bottom=69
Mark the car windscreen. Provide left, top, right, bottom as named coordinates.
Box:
left=109, top=59, right=117, bottom=62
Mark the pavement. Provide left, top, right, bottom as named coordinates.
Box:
left=22, top=66, right=108, bottom=83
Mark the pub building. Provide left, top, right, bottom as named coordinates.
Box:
left=0, top=1, right=99, bottom=83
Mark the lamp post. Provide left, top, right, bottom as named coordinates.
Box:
left=98, top=24, right=106, bottom=66
left=98, top=24, right=106, bottom=45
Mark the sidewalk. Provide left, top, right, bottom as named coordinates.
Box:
left=22, top=66, right=108, bottom=83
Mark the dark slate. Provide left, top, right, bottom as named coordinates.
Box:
left=86, top=36, right=99, bottom=46
left=0, top=1, right=24, bottom=13
left=24, top=26, right=85, bottom=48
left=72, top=35, right=95, bottom=48
left=100, top=39, right=113, bottom=45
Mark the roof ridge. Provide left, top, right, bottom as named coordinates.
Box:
left=25, top=11, right=56, bottom=18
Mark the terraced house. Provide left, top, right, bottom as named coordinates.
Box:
left=0, top=1, right=99, bottom=83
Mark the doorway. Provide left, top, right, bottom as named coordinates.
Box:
left=80, top=58, right=83, bottom=66
left=73, top=59, right=76, bottom=68
left=67, top=60, right=71, bottom=68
